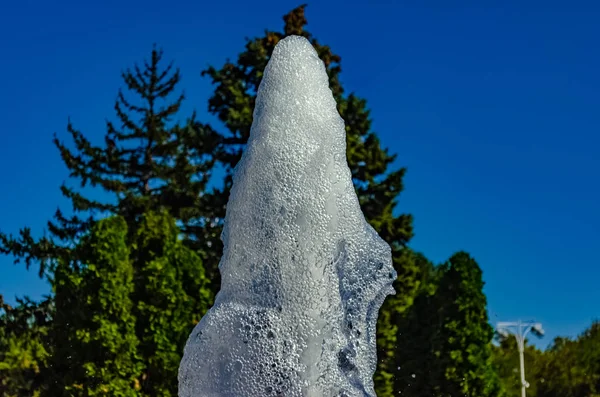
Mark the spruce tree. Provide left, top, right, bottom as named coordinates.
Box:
left=47, top=216, right=140, bottom=396
left=0, top=46, right=219, bottom=393
left=0, top=51, right=220, bottom=391
left=199, top=6, right=420, bottom=393
left=0, top=46, right=220, bottom=280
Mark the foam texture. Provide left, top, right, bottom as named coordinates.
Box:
left=178, top=35, right=396, bottom=397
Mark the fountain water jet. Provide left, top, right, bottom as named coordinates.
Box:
left=178, top=35, right=396, bottom=397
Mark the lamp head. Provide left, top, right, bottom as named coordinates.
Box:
left=497, top=328, right=510, bottom=339
left=531, top=323, right=545, bottom=337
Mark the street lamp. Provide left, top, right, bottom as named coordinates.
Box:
left=496, top=321, right=544, bottom=397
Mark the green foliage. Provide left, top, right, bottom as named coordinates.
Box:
left=493, top=321, right=600, bottom=397
left=393, top=258, right=445, bottom=395
left=0, top=46, right=215, bottom=395
left=35, top=211, right=210, bottom=396
left=0, top=296, right=51, bottom=396
left=433, top=252, right=502, bottom=397
left=395, top=252, right=502, bottom=397
left=492, top=336, right=545, bottom=397
left=0, top=45, right=220, bottom=282
left=374, top=251, right=437, bottom=396
left=132, top=211, right=211, bottom=396
left=536, top=322, right=600, bottom=397
left=46, top=216, right=141, bottom=396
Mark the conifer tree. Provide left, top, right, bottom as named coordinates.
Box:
left=427, top=252, right=502, bottom=397
left=392, top=256, right=441, bottom=396
left=0, top=46, right=217, bottom=395
left=0, top=51, right=220, bottom=392
left=132, top=211, right=211, bottom=396
left=0, top=46, right=220, bottom=280
left=46, top=216, right=140, bottom=396
left=394, top=252, right=502, bottom=396
left=43, top=212, right=210, bottom=397
left=375, top=251, right=436, bottom=395
left=0, top=295, right=52, bottom=396
left=199, top=6, right=420, bottom=393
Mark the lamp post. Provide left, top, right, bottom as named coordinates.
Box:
left=496, top=321, right=544, bottom=397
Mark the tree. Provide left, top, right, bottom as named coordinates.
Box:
left=391, top=255, right=441, bottom=396
left=46, top=216, right=141, bottom=396
left=199, top=6, right=419, bottom=393
left=432, top=252, right=502, bottom=396
left=492, top=336, right=545, bottom=397
left=0, top=47, right=219, bottom=393
left=42, top=211, right=210, bottom=396
left=0, top=46, right=220, bottom=283
left=394, top=252, right=502, bottom=397
left=0, top=296, right=52, bottom=397
left=132, top=211, right=211, bottom=396
left=376, top=252, right=437, bottom=396
left=537, top=321, right=600, bottom=397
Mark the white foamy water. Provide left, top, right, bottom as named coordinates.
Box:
left=178, top=35, right=396, bottom=397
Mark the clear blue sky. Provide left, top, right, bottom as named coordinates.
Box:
left=1, top=0, right=598, bottom=349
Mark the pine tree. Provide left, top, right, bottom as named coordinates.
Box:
left=199, top=6, right=420, bottom=393
left=0, top=46, right=220, bottom=280
left=46, top=216, right=140, bottom=396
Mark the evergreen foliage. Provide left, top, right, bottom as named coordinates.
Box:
left=395, top=252, right=502, bottom=397
left=25, top=211, right=210, bottom=396
left=0, top=47, right=216, bottom=395
left=0, top=46, right=220, bottom=281
left=46, top=216, right=140, bottom=396
left=0, top=296, right=51, bottom=397
left=131, top=211, right=211, bottom=396
left=431, top=252, right=503, bottom=397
